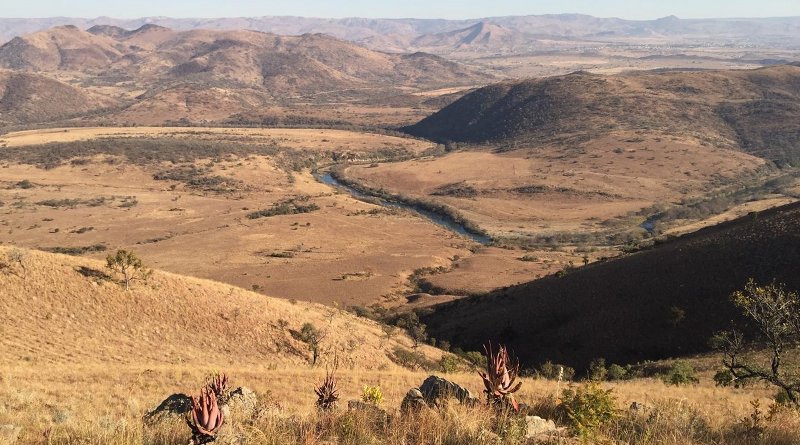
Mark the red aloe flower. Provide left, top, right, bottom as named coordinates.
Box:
left=189, top=387, right=224, bottom=438
left=478, top=341, right=523, bottom=411
left=207, top=373, right=229, bottom=399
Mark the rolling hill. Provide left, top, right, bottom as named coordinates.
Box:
left=405, top=64, right=800, bottom=166
left=0, top=25, right=489, bottom=94
left=0, top=70, right=114, bottom=125
left=0, top=25, right=491, bottom=126
left=0, top=245, right=446, bottom=369
left=421, top=201, right=800, bottom=371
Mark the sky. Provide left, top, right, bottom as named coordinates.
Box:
left=0, top=0, right=798, bottom=20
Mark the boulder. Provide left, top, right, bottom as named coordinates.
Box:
left=143, top=393, right=192, bottom=425
left=400, top=388, right=427, bottom=414
left=222, top=387, right=258, bottom=421
left=419, top=375, right=478, bottom=407
left=145, top=387, right=257, bottom=427
left=0, top=424, right=21, bottom=445
left=524, top=416, right=560, bottom=440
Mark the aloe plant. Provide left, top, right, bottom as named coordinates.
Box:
left=187, top=387, right=224, bottom=444
left=314, top=368, right=340, bottom=410
left=206, top=373, right=229, bottom=399
left=478, top=341, right=522, bottom=411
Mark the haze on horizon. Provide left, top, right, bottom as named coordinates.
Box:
left=1, top=0, right=798, bottom=21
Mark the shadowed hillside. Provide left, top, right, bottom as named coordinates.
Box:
left=422, top=201, right=800, bottom=371
left=406, top=64, right=800, bottom=166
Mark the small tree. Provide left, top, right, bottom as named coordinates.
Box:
left=106, top=249, right=151, bottom=290
left=299, top=322, right=326, bottom=366
left=712, top=279, right=800, bottom=405
left=395, top=312, right=427, bottom=349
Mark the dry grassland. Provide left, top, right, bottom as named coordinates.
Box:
left=346, top=133, right=769, bottom=239
left=0, top=129, right=476, bottom=306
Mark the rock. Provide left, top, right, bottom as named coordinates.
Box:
left=400, top=388, right=428, bottom=414
left=0, top=424, right=21, bottom=445
left=222, top=387, right=258, bottom=421
left=347, top=400, right=389, bottom=424
left=524, top=416, right=558, bottom=439
left=146, top=387, right=258, bottom=427
left=143, top=393, right=192, bottom=425
left=419, top=375, right=478, bottom=407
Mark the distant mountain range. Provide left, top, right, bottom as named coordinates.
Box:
left=1, top=14, right=800, bottom=54
left=0, top=25, right=491, bottom=126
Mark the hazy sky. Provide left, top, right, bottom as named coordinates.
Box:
left=1, top=0, right=798, bottom=20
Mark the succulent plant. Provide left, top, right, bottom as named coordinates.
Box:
left=478, top=341, right=522, bottom=411
left=187, top=387, right=224, bottom=443
left=206, top=373, right=229, bottom=400
left=314, top=368, right=339, bottom=410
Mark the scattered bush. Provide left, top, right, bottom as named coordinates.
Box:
left=606, top=364, right=627, bottom=381
left=537, top=360, right=576, bottom=381
left=661, top=361, right=699, bottom=386
left=439, top=354, right=460, bottom=373
left=361, top=385, right=383, bottom=406
left=43, top=244, right=107, bottom=256
left=559, top=381, right=618, bottom=439
left=247, top=198, right=320, bottom=219
left=588, top=358, right=608, bottom=381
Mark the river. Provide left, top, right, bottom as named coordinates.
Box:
left=316, top=172, right=492, bottom=245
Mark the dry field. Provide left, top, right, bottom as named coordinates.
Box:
left=345, top=132, right=769, bottom=241
left=0, top=127, right=434, bottom=152
left=0, top=128, right=483, bottom=307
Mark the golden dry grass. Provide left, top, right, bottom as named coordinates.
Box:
left=345, top=133, right=770, bottom=239
left=0, top=128, right=473, bottom=306
left=2, top=246, right=799, bottom=445
left=0, top=127, right=434, bottom=153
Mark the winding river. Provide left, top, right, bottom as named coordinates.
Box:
left=316, top=172, right=492, bottom=245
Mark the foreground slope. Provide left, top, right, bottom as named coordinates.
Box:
left=0, top=246, right=445, bottom=369
left=406, top=64, right=800, bottom=166
left=422, top=201, right=800, bottom=370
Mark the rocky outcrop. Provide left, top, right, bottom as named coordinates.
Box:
left=419, top=375, right=479, bottom=407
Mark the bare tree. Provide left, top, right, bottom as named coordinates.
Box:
left=713, top=279, right=800, bottom=405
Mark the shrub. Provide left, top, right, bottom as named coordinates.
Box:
left=661, top=361, right=699, bottom=386
left=559, top=382, right=618, bottom=439
left=361, top=385, right=383, bottom=406
left=439, top=354, right=460, bottom=373
left=389, top=347, right=436, bottom=371
left=538, top=360, right=576, bottom=381
left=246, top=199, right=320, bottom=219
left=588, top=358, right=608, bottom=381
left=606, top=364, right=627, bottom=381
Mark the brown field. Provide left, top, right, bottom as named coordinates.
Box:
left=345, top=133, right=769, bottom=240
left=0, top=128, right=481, bottom=307
left=0, top=127, right=435, bottom=153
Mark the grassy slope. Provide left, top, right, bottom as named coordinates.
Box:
left=422, top=201, right=800, bottom=370
left=0, top=245, right=445, bottom=369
